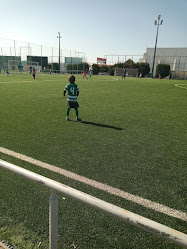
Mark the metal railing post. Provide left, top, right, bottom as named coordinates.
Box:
left=49, top=190, right=58, bottom=249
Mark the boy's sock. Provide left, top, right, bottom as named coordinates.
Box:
left=66, top=108, right=70, bottom=117
left=75, top=108, right=79, bottom=117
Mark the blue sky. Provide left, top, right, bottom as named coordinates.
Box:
left=1, top=0, right=187, bottom=64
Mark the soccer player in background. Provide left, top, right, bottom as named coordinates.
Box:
left=122, top=67, right=126, bottom=80
left=89, top=69, right=92, bottom=78
left=6, top=68, right=9, bottom=76
left=64, top=75, right=81, bottom=121
left=83, top=70, right=88, bottom=80
left=32, top=67, right=36, bottom=79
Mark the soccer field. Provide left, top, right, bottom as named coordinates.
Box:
left=0, top=74, right=186, bottom=248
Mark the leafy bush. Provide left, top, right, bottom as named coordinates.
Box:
left=113, top=63, right=124, bottom=68
left=67, top=63, right=89, bottom=72
left=100, top=65, right=108, bottom=73
left=156, top=64, right=170, bottom=78
left=80, top=63, right=89, bottom=71
left=18, top=63, right=23, bottom=71
left=139, top=63, right=150, bottom=77
left=92, top=64, right=100, bottom=75
left=108, top=66, right=114, bottom=75
left=51, top=63, right=59, bottom=71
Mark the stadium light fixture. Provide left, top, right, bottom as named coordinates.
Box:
left=57, top=32, right=61, bottom=74
left=152, top=15, right=163, bottom=78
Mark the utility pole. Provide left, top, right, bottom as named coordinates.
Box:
left=152, top=15, right=163, bottom=78
left=57, top=32, right=61, bottom=74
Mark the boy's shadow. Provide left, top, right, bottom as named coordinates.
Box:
left=79, top=120, right=124, bottom=130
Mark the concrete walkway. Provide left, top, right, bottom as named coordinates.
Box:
left=0, top=242, right=14, bottom=249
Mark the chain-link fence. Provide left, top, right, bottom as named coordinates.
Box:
left=170, top=71, right=187, bottom=80
left=105, top=54, right=187, bottom=72
left=104, top=55, right=143, bottom=65
left=0, top=38, right=86, bottom=73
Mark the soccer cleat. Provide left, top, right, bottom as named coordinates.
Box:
left=76, top=117, right=81, bottom=121
left=66, top=117, right=69, bottom=121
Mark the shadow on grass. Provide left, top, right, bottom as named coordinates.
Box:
left=79, top=120, right=124, bottom=130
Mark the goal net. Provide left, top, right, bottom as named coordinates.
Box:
left=8, top=60, right=39, bottom=74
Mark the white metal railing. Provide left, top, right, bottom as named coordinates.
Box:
left=0, top=159, right=187, bottom=249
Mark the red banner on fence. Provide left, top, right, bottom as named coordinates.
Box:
left=97, top=57, right=106, bottom=64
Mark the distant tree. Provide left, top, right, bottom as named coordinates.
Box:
left=124, top=59, right=134, bottom=68
left=100, top=65, right=108, bottom=73
left=92, top=64, right=100, bottom=75
left=139, top=63, right=150, bottom=77
left=18, top=63, right=23, bottom=72
left=79, top=62, right=89, bottom=71
left=67, top=64, right=77, bottom=71
left=67, top=64, right=72, bottom=71
left=113, top=63, right=124, bottom=68
left=52, top=63, right=59, bottom=71
left=67, top=62, right=89, bottom=72
left=110, top=63, right=124, bottom=76
left=108, top=65, right=114, bottom=75
left=156, top=64, right=170, bottom=78
left=132, top=63, right=140, bottom=69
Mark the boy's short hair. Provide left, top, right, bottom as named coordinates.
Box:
left=68, top=75, right=75, bottom=83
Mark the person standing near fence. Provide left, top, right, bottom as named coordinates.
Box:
left=32, top=67, right=36, bottom=79
left=122, top=67, right=126, bottom=80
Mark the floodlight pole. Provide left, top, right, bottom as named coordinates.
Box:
left=152, top=15, right=163, bottom=78
left=57, top=32, right=61, bottom=74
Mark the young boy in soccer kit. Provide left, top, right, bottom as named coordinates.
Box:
left=64, top=75, right=81, bottom=121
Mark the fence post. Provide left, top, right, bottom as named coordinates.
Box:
left=49, top=190, right=58, bottom=249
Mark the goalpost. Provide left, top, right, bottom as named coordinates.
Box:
left=8, top=60, right=39, bottom=74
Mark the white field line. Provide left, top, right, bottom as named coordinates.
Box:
left=0, top=147, right=187, bottom=222
left=0, top=78, right=118, bottom=84
left=175, top=84, right=187, bottom=90
left=0, top=79, right=63, bottom=84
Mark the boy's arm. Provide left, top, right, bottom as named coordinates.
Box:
left=64, top=85, right=67, bottom=97
left=77, top=85, right=79, bottom=96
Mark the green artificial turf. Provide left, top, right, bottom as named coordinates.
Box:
left=0, top=74, right=186, bottom=248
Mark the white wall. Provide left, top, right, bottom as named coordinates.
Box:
left=141, top=48, right=187, bottom=75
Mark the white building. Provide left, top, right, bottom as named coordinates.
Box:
left=140, top=48, right=187, bottom=76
